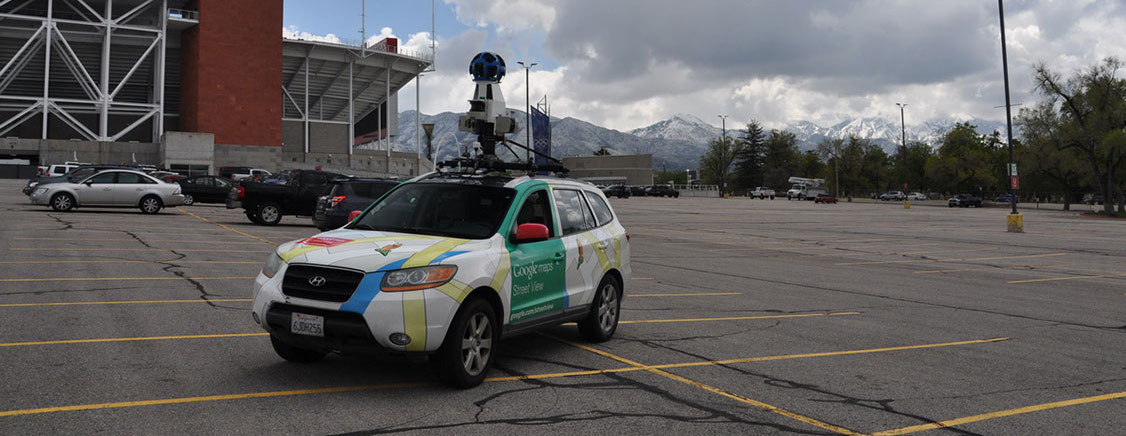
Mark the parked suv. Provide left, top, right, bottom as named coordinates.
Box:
left=313, top=177, right=400, bottom=230
left=602, top=185, right=630, bottom=198
left=948, top=194, right=983, bottom=208
left=879, top=191, right=906, bottom=201
left=252, top=174, right=631, bottom=388
left=645, top=185, right=680, bottom=198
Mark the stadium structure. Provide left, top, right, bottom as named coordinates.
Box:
left=0, top=0, right=432, bottom=177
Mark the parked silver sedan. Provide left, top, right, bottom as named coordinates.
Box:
left=28, top=169, right=185, bottom=214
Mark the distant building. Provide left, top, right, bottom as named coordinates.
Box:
left=562, top=154, right=653, bottom=186
left=0, top=0, right=430, bottom=177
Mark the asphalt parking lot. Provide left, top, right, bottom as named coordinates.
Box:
left=1, top=180, right=1124, bottom=435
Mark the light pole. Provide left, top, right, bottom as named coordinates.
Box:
left=717, top=114, right=728, bottom=194
left=517, top=61, right=537, bottom=163
left=998, top=0, right=1021, bottom=228
left=895, top=102, right=907, bottom=196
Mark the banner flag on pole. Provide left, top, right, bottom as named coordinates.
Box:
left=530, top=106, right=551, bottom=170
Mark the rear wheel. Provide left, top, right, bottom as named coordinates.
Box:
left=579, top=276, right=622, bottom=342
left=433, top=298, right=497, bottom=388
left=139, top=195, right=163, bottom=214
left=182, top=194, right=194, bottom=205
left=257, top=202, right=282, bottom=225
left=246, top=211, right=263, bottom=224
left=270, top=334, right=327, bottom=363
left=50, top=193, right=75, bottom=212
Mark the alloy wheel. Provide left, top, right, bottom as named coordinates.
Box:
left=598, top=282, right=619, bottom=333
left=460, top=313, right=493, bottom=376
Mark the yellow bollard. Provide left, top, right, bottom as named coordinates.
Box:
left=1007, top=213, right=1024, bottom=233
left=904, top=199, right=910, bottom=209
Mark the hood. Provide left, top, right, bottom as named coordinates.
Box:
left=277, top=228, right=478, bottom=273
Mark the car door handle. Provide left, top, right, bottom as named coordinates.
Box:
left=553, top=252, right=565, bottom=262
left=596, top=242, right=609, bottom=249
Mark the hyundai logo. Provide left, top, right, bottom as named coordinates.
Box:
left=308, top=276, right=327, bottom=287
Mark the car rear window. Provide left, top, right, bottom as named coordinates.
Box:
left=349, top=181, right=396, bottom=199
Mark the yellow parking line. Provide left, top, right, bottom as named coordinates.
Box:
left=0, top=333, right=267, bottom=347
left=0, top=276, right=255, bottom=283
left=620, top=311, right=859, bottom=324
left=837, top=252, right=1067, bottom=266
left=872, top=390, right=1126, bottom=435
left=178, top=208, right=277, bottom=246
left=0, top=337, right=1005, bottom=418
left=11, top=248, right=268, bottom=252
left=0, top=299, right=252, bottom=308
left=1007, top=273, right=1126, bottom=284
left=630, top=292, right=741, bottom=297
left=551, top=336, right=863, bottom=435
left=0, top=260, right=261, bottom=265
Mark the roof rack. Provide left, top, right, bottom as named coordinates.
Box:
left=437, top=138, right=568, bottom=176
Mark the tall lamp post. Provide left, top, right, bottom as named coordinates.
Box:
left=517, top=61, right=537, bottom=163
left=895, top=102, right=908, bottom=202
left=997, top=0, right=1021, bottom=232
left=717, top=114, right=728, bottom=195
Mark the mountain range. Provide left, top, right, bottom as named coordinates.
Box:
left=391, top=111, right=1010, bottom=171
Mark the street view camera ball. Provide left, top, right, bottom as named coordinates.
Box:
left=469, top=52, right=506, bottom=82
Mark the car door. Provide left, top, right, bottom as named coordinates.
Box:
left=113, top=172, right=152, bottom=206
left=506, top=188, right=567, bottom=324
left=77, top=172, right=117, bottom=204
left=552, top=188, right=600, bottom=309
left=209, top=177, right=232, bottom=202
left=582, top=191, right=624, bottom=288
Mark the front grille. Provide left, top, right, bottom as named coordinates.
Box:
left=282, top=264, right=365, bottom=302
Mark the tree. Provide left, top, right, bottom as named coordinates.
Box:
left=593, top=147, right=611, bottom=156
left=1031, top=57, right=1126, bottom=214
left=817, top=138, right=844, bottom=196
left=762, top=129, right=800, bottom=189
left=698, top=137, right=742, bottom=192
left=891, top=141, right=935, bottom=192
left=732, top=120, right=767, bottom=189
left=654, top=169, right=687, bottom=185
left=1017, top=102, right=1087, bottom=210
left=925, top=122, right=998, bottom=195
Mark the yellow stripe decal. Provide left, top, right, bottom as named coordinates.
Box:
left=582, top=233, right=611, bottom=272
left=280, top=235, right=438, bottom=263
left=402, top=292, right=427, bottom=352
left=401, top=238, right=470, bottom=268
left=614, top=235, right=622, bottom=269
left=490, top=251, right=510, bottom=292
left=434, top=280, right=473, bottom=303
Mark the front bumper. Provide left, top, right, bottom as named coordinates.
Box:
left=166, top=194, right=186, bottom=207
left=28, top=191, right=49, bottom=205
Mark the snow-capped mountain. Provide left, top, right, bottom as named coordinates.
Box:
left=394, top=110, right=1012, bottom=171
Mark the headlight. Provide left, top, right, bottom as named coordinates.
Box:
left=29, top=182, right=38, bottom=188
left=34, top=187, right=48, bottom=194
left=262, top=253, right=285, bottom=278
left=381, top=265, right=457, bottom=292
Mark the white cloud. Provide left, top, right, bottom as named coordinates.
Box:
left=282, top=25, right=343, bottom=44
left=443, top=0, right=556, bottom=32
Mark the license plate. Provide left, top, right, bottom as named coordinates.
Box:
left=291, top=312, right=324, bottom=337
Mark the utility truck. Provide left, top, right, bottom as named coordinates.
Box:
left=785, top=177, right=827, bottom=201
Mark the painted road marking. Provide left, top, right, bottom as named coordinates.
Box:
left=0, top=299, right=252, bottom=308
left=0, top=276, right=255, bottom=283
left=630, top=292, right=741, bottom=297
left=11, top=248, right=269, bottom=253
left=551, top=336, right=863, bottom=435
left=1007, top=272, right=1126, bottom=284
left=0, top=312, right=860, bottom=347
left=0, top=337, right=1005, bottom=418
left=872, top=390, right=1126, bottom=435
left=837, top=252, right=1067, bottom=266
left=619, top=311, right=859, bottom=324
left=0, top=260, right=260, bottom=265
left=178, top=209, right=277, bottom=246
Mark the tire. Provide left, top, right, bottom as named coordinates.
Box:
left=948, top=204, right=955, bottom=208
left=578, top=275, right=622, bottom=342
left=139, top=195, right=163, bottom=214
left=257, top=202, right=282, bottom=226
left=246, top=211, right=263, bottom=224
left=770, top=195, right=774, bottom=200
left=433, top=298, right=497, bottom=388
left=182, top=194, right=194, bottom=206
left=270, top=334, right=327, bottom=363
left=50, top=192, right=76, bottom=212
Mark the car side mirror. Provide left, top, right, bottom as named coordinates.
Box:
left=84, top=180, right=93, bottom=186
left=514, top=223, right=550, bottom=243
left=348, top=210, right=363, bottom=222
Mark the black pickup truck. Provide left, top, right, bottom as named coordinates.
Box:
left=227, top=169, right=342, bottom=225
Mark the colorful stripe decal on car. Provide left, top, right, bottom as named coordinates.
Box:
left=402, top=291, right=426, bottom=352
left=614, top=235, right=622, bottom=269
left=280, top=235, right=438, bottom=263
left=582, top=232, right=612, bottom=272
left=435, top=280, right=473, bottom=303
left=401, top=238, right=470, bottom=268
left=430, top=251, right=469, bottom=264
left=490, top=251, right=510, bottom=292
left=338, top=259, right=408, bottom=314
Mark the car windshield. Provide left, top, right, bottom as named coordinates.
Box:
left=350, top=183, right=516, bottom=240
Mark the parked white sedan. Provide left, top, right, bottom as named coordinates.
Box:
left=907, top=192, right=928, bottom=200
left=29, top=169, right=185, bottom=214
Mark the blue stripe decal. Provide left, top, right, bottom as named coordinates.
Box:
left=430, top=251, right=469, bottom=264
left=340, top=259, right=409, bottom=314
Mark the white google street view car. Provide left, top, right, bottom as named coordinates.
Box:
left=252, top=173, right=631, bottom=387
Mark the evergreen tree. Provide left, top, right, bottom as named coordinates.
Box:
left=732, top=120, right=766, bottom=189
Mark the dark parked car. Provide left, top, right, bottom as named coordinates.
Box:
left=313, top=177, right=399, bottom=230
left=948, top=194, right=983, bottom=208
left=602, top=185, right=630, bottom=198
left=628, top=186, right=648, bottom=197
left=814, top=193, right=838, bottom=204
left=177, top=175, right=234, bottom=205
left=1085, top=194, right=1104, bottom=205
left=993, top=194, right=1020, bottom=203
left=228, top=169, right=342, bottom=225
left=645, top=185, right=680, bottom=198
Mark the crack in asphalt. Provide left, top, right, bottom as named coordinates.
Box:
left=0, top=286, right=142, bottom=296
left=43, top=212, right=74, bottom=230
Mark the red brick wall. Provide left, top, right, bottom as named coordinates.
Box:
left=180, top=0, right=282, bottom=147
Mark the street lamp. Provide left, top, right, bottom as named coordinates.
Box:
left=517, top=61, right=537, bottom=163
left=997, top=0, right=1021, bottom=231
left=895, top=102, right=908, bottom=201
left=717, top=114, right=728, bottom=193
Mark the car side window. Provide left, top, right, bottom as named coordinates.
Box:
left=116, top=173, right=143, bottom=184
left=87, top=172, right=116, bottom=184
left=214, top=178, right=230, bottom=188
left=302, top=173, right=329, bottom=187
left=585, top=192, right=614, bottom=226
left=553, top=189, right=595, bottom=236
left=196, top=177, right=214, bottom=187
left=515, top=189, right=555, bottom=237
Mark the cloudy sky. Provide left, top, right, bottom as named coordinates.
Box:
left=283, top=0, right=1126, bottom=131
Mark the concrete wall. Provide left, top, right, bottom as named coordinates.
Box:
left=281, top=120, right=304, bottom=153
left=214, top=143, right=283, bottom=171
left=281, top=120, right=350, bottom=155
left=30, top=139, right=162, bottom=166
left=563, top=154, right=654, bottom=186
left=161, top=132, right=214, bottom=169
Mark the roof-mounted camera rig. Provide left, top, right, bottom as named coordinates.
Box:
left=439, top=52, right=568, bottom=176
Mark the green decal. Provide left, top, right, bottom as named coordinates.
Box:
left=507, top=238, right=566, bottom=323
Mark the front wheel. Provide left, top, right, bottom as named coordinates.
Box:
left=270, top=334, right=327, bottom=363
left=579, top=276, right=622, bottom=342
left=433, top=298, right=497, bottom=388
left=139, top=195, right=163, bottom=214
left=257, top=202, right=282, bottom=226
left=50, top=193, right=75, bottom=212
left=182, top=194, right=194, bottom=206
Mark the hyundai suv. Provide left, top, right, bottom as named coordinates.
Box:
left=251, top=173, right=631, bottom=388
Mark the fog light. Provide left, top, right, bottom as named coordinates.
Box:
left=389, top=333, right=411, bottom=345
left=252, top=312, right=260, bottom=324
